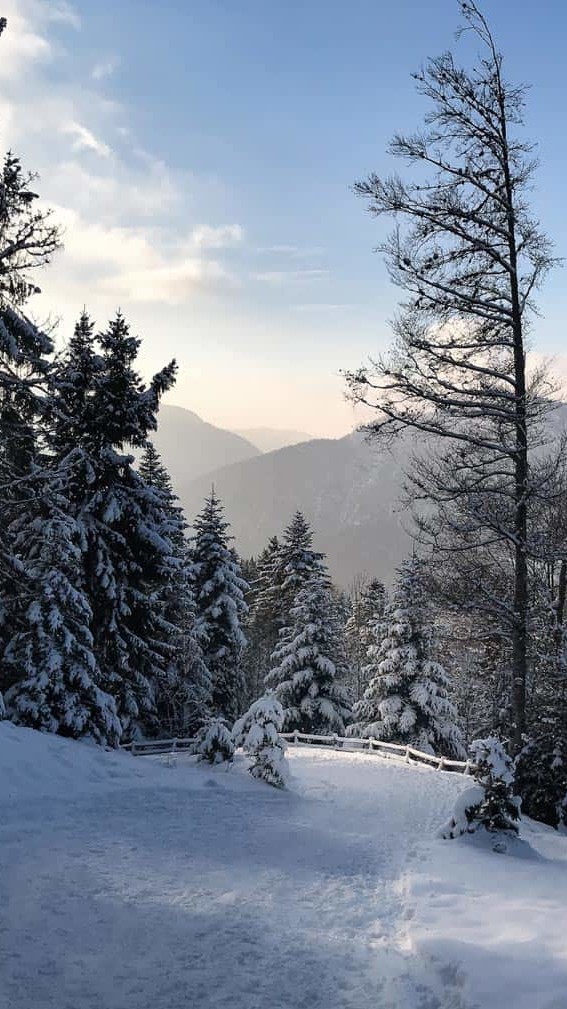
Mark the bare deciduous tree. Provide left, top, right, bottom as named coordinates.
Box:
left=345, top=1, right=558, bottom=750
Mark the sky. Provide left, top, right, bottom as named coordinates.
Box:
left=1, top=0, right=567, bottom=438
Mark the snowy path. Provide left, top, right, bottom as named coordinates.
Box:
left=1, top=727, right=567, bottom=1009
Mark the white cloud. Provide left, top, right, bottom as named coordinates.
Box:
left=91, top=58, right=118, bottom=81
left=0, top=0, right=244, bottom=317
left=253, top=269, right=328, bottom=285
left=62, top=121, right=112, bottom=158
left=189, top=224, right=244, bottom=249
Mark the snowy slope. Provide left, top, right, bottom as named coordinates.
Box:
left=1, top=723, right=566, bottom=1009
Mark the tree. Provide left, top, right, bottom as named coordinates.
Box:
left=349, top=556, right=465, bottom=757
left=344, top=577, right=387, bottom=702
left=345, top=1, right=557, bottom=751
left=267, top=568, right=351, bottom=735
left=442, top=736, right=520, bottom=840
left=233, top=694, right=289, bottom=788
left=51, top=311, right=177, bottom=738
left=4, top=481, right=120, bottom=745
left=193, top=718, right=235, bottom=765
left=138, top=442, right=212, bottom=735
left=192, top=490, right=248, bottom=722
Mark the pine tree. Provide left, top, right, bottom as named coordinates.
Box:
left=267, top=568, right=351, bottom=735
left=442, top=737, right=520, bottom=842
left=233, top=694, right=289, bottom=788
left=50, top=311, right=177, bottom=738
left=193, top=718, right=235, bottom=764
left=349, top=557, right=465, bottom=757
left=138, top=442, right=212, bottom=735
left=192, top=490, right=248, bottom=722
left=4, top=477, right=120, bottom=744
left=345, top=578, right=387, bottom=702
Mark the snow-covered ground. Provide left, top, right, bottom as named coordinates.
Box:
left=1, top=723, right=566, bottom=1009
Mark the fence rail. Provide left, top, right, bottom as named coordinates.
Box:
left=122, top=731, right=472, bottom=775
left=280, top=732, right=472, bottom=774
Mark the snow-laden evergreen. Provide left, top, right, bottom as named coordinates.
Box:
left=139, top=443, right=212, bottom=735
left=4, top=483, right=120, bottom=745
left=441, top=737, right=520, bottom=840
left=50, top=311, right=178, bottom=738
left=193, top=718, right=235, bottom=764
left=192, top=491, right=248, bottom=722
left=344, top=579, right=387, bottom=702
left=233, top=694, right=289, bottom=787
left=267, top=568, right=351, bottom=734
left=349, top=557, right=465, bottom=758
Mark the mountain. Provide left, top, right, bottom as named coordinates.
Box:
left=152, top=405, right=260, bottom=483
left=176, top=432, right=413, bottom=586
left=234, top=427, right=314, bottom=453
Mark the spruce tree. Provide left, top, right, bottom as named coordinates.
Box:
left=345, top=579, right=387, bottom=702
left=233, top=694, right=289, bottom=788
left=349, top=556, right=465, bottom=757
left=267, top=567, right=351, bottom=735
left=50, top=311, right=177, bottom=738
left=4, top=480, right=120, bottom=744
left=192, top=490, right=248, bottom=722
left=139, top=442, right=212, bottom=735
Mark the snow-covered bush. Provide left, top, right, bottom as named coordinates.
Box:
left=193, top=718, right=235, bottom=765
left=233, top=694, right=289, bottom=788
left=441, top=736, right=520, bottom=842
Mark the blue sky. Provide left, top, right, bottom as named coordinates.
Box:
left=1, top=0, right=566, bottom=435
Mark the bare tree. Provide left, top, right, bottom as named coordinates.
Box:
left=345, top=2, right=558, bottom=751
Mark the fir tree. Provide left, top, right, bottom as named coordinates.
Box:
left=138, top=442, right=212, bottom=735
left=4, top=479, right=120, bottom=744
left=50, top=311, right=177, bottom=738
left=194, top=718, right=235, bottom=764
left=192, top=490, right=248, bottom=722
left=233, top=694, right=289, bottom=788
left=349, top=557, right=465, bottom=758
left=442, top=737, right=520, bottom=842
left=267, top=568, right=351, bottom=735
left=345, top=578, right=387, bottom=702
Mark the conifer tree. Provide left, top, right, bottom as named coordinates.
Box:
left=4, top=480, right=120, bottom=744
left=138, top=442, right=212, bottom=734
left=345, top=578, right=387, bottom=701
left=233, top=694, right=289, bottom=788
left=267, top=567, right=351, bottom=735
left=350, top=556, right=465, bottom=757
left=50, top=311, right=177, bottom=738
left=192, top=490, right=248, bottom=722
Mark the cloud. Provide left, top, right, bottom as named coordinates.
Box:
left=0, top=0, right=245, bottom=317
left=253, top=269, right=328, bottom=285
left=62, top=121, right=112, bottom=158
left=91, top=58, right=118, bottom=81
left=292, top=303, right=354, bottom=312
left=189, top=224, right=244, bottom=249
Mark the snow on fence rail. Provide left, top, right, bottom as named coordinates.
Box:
left=122, top=731, right=472, bottom=774
left=280, top=732, right=472, bottom=774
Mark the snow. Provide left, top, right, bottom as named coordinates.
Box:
left=1, top=722, right=566, bottom=1008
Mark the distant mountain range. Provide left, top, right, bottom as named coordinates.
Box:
left=234, top=427, right=313, bottom=453
left=151, top=405, right=411, bottom=586
left=151, top=405, right=261, bottom=482
left=150, top=401, right=567, bottom=587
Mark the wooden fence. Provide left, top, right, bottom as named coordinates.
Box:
left=122, top=731, right=472, bottom=775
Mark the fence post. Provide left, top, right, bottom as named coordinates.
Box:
left=294, top=730, right=299, bottom=744
left=438, top=756, right=445, bottom=771
left=405, top=745, right=410, bottom=764
left=464, top=759, right=472, bottom=776
left=131, top=740, right=136, bottom=756
left=172, top=737, right=177, bottom=753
